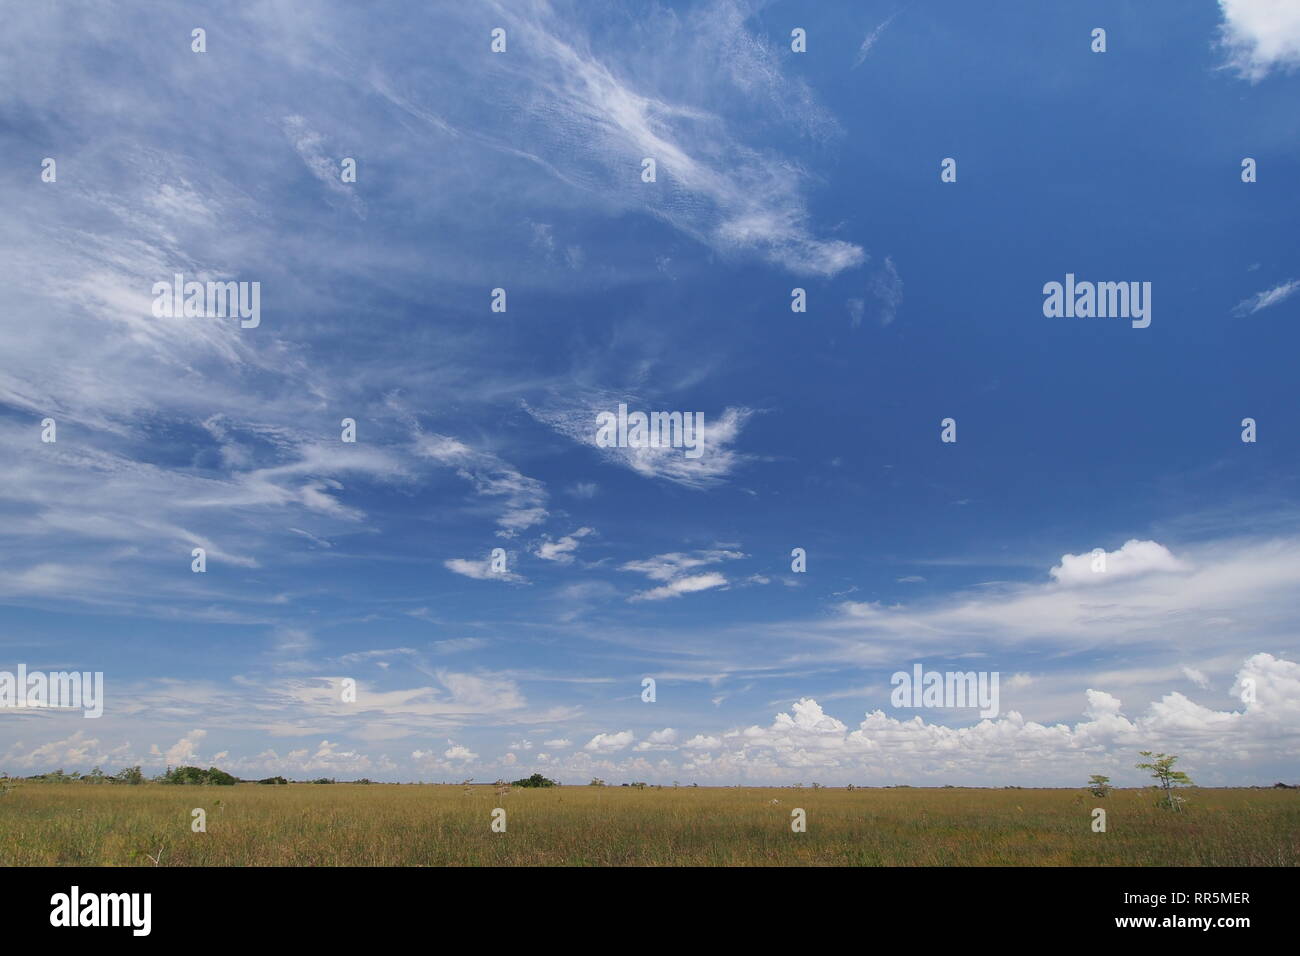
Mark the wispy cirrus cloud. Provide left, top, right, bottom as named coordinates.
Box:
left=1232, top=278, right=1299, bottom=316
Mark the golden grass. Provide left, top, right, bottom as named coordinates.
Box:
left=1, top=783, right=1295, bottom=866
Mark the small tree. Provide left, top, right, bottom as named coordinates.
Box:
left=1087, top=774, right=1112, bottom=798
left=589, top=777, right=606, bottom=787
left=1136, top=752, right=1193, bottom=810
left=511, top=772, right=557, bottom=788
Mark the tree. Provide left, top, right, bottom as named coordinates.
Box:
left=589, top=778, right=606, bottom=787
left=511, top=773, right=557, bottom=788
left=1087, top=774, right=1112, bottom=798
left=115, top=765, right=144, bottom=785
left=1136, top=752, right=1193, bottom=810
left=159, top=765, right=236, bottom=786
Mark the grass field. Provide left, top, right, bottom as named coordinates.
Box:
left=2, top=783, right=1296, bottom=866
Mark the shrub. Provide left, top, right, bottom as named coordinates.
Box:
left=511, top=773, right=557, bottom=788
left=158, top=766, right=236, bottom=786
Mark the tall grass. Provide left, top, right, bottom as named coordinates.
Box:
left=1, top=783, right=1295, bottom=866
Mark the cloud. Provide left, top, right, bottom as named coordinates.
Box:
left=869, top=257, right=904, bottom=326
left=661, top=654, right=1300, bottom=784
left=631, top=572, right=728, bottom=602
left=622, top=548, right=743, bottom=601
left=1050, top=539, right=1185, bottom=586
left=153, top=728, right=207, bottom=766
left=525, top=395, right=756, bottom=489
left=534, top=527, right=594, bottom=564
left=444, top=556, right=525, bottom=583
left=1216, top=0, right=1300, bottom=81
left=479, top=0, right=864, bottom=275
left=281, top=115, right=365, bottom=218
left=1232, top=279, right=1300, bottom=316
left=415, top=434, right=548, bottom=538
left=853, top=12, right=899, bottom=68
left=635, top=728, right=679, bottom=751
left=621, top=549, right=745, bottom=582
left=823, top=535, right=1300, bottom=659
left=584, top=730, right=635, bottom=753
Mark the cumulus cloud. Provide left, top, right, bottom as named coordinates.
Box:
left=635, top=728, right=679, bottom=751
left=631, top=654, right=1300, bottom=784
left=1050, top=539, right=1185, bottom=585
left=1217, top=0, right=1300, bottom=81
left=584, top=730, right=635, bottom=753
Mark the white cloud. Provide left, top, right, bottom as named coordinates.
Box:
left=630, top=571, right=728, bottom=602
left=1050, top=539, right=1185, bottom=585
left=660, top=654, right=1300, bottom=784
left=444, top=557, right=524, bottom=583
left=415, top=434, right=548, bottom=538
left=1232, top=279, right=1299, bottom=316
left=479, top=0, right=863, bottom=275
left=868, top=256, right=903, bottom=326
left=152, top=728, right=207, bottom=766
left=525, top=396, right=756, bottom=489
left=853, top=13, right=898, bottom=68
left=534, top=527, right=594, bottom=563
left=635, top=728, right=679, bottom=751
left=584, top=730, right=635, bottom=753
left=1217, top=0, right=1300, bottom=81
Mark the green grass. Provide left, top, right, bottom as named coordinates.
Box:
left=1, top=783, right=1295, bottom=866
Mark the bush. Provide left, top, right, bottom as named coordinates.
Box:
left=158, top=766, right=237, bottom=786
left=256, top=776, right=289, bottom=785
left=511, top=773, right=557, bottom=788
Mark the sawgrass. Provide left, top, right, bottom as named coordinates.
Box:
left=1, top=782, right=1295, bottom=866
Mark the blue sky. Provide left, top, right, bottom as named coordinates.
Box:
left=2, top=0, right=1299, bottom=786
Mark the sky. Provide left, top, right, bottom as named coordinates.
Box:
left=1, top=0, right=1299, bottom=787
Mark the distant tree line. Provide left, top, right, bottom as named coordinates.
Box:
left=4, top=766, right=376, bottom=786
